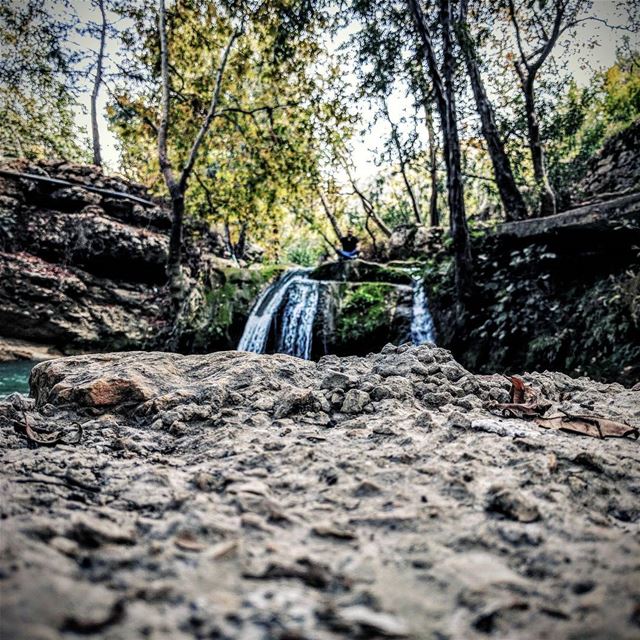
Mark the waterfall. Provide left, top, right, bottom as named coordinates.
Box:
left=277, top=278, right=320, bottom=360
left=238, top=269, right=319, bottom=359
left=411, top=278, right=436, bottom=345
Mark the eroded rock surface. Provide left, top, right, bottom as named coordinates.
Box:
left=1, top=345, right=639, bottom=639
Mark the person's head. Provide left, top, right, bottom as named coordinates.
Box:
left=348, top=227, right=355, bottom=236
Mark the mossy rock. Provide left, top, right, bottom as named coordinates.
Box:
left=309, top=260, right=412, bottom=285
left=329, top=282, right=412, bottom=355
left=178, top=264, right=287, bottom=353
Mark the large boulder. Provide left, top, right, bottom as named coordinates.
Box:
left=0, top=251, right=161, bottom=352
left=1, top=346, right=638, bottom=639
left=309, top=259, right=413, bottom=285
left=0, top=160, right=259, bottom=355
left=1, top=204, right=169, bottom=283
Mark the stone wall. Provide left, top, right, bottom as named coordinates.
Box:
left=0, top=161, right=269, bottom=357
left=572, top=118, right=640, bottom=203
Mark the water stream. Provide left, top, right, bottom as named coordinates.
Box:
left=238, top=269, right=319, bottom=358
left=0, top=360, right=36, bottom=398
left=410, top=278, right=436, bottom=345
left=239, top=269, right=436, bottom=360
left=276, top=277, right=320, bottom=360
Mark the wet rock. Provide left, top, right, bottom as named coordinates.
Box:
left=485, top=487, right=541, bottom=523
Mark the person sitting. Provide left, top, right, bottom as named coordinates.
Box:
left=337, top=229, right=359, bottom=260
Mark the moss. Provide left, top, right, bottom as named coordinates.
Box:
left=309, top=260, right=412, bottom=285
left=335, top=283, right=398, bottom=351
left=183, top=263, right=287, bottom=352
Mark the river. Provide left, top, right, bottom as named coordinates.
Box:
left=0, top=361, right=35, bottom=398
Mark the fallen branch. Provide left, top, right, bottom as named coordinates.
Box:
left=0, top=169, right=157, bottom=208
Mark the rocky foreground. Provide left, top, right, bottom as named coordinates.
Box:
left=1, top=345, right=639, bottom=639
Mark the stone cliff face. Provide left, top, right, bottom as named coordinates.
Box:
left=573, top=118, right=640, bottom=203
left=0, top=161, right=173, bottom=355
left=0, top=162, right=415, bottom=360
left=0, top=161, right=272, bottom=357
left=1, top=345, right=638, bottom=638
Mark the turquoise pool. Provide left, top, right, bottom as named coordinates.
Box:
left=0, top=360, right=36, bottom=398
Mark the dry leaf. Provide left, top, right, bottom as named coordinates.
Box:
left=489, top=378, right=638, bottom=441
left=174, top=532, right=207, bottom=552
left=13, top=411, right=82, bottom=446
left=536, top=413, right=639, bottom=440
left=492, top=377, right=551, bottom=417
left=509, top=376, right=527, bottom=404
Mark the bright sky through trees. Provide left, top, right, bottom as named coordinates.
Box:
left=67, top=0, right=637, bottom=178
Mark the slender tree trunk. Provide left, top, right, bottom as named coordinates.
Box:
left=364, top=212, right=379, bottom=257
left=440, top=0, right=473, bottom=297
left=383, top=101, right=422, bottom=223
left=318, top=188, right=343, bottom=239
left=359, top=191, right=391, bottom=238
left=223, top=219, right=239, bottom=264
left=395, top=136, right=423, bottom=224
left=408, top=0, right=473, bottom=298
left=91, top=0, right=107, bottom=167
left=167, top=185, right=185, bottom=278
left=457, top=2, right=528, bottom=221
left=345, top=165, right=392, bottom=237
left=424, top=102, right=440, bottom=226
left=522, top=77, right=556, bottom=216
left=157, top=0, right=239, bottom=290
left=158, top=0, right=182, bottom=285
left=236, top=221, right=247, bottom=261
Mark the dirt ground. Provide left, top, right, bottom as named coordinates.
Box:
left=1, top=345, right=638, bottom=639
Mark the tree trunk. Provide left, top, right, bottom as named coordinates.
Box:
left=236, top=221, right=247, bottom=261
left=439, top=0, right=474, bottom=297
left=408, top=0, right=473, bottom=299
left=383, top=102, right=422, bottom=223
left=345, top=166, right=392, bottom=237
left=167, top=184, right=184, bottom=281
left=457, top=8, right=528, bottom=221
left=318, top=188, right=343, bottom=239
left=158, top=0, right=183, bottom=291
left=424, top=103, right=440, bottom=226
left=523, top=78, right=556, bottom=216
left=90, top=0, right=107, bottom=167
left=394, top=135, right=423, bottom=224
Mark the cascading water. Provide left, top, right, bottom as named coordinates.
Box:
left=277, top=278, right=319, bottom=360
left=410, top=278, right=436, bottom=345
left=238, top=269, right=319, bottom=359
left=239, top=267, right=434, bottom=358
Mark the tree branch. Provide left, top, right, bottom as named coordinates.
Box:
left=179, top=27, right=241, bottom=193
left=157, top=0, right=178, bottom=192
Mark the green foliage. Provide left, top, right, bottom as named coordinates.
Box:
left=176, top=264, right=285, bottom=351
left=546, top=52, right=640, bottom=204
left=109, top=0, right=352, bottom=261
left=0, top=0, right=89, bottom=160
left=336, top=283, right=396, bottom=345
left=460, top=243, right=640, bottom=385
left=285, top=239, right=324, bottom=267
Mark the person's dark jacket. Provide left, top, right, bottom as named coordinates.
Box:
left=340, top=234, right=358, bottom=252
